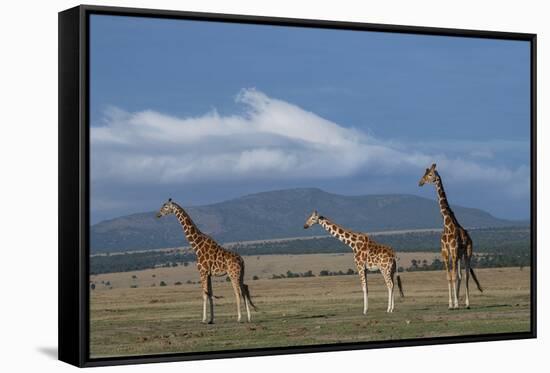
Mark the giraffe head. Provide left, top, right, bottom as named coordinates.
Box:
left=418, top=163, right=438, bottom=187
left=303, top=210, right=320, bottom=229
left=156, top=198, right=176, bottom=218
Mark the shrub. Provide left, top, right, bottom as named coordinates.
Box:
left=286, top=270, right=300, bottom=278
left=252, top=275, right=259, bottom=280
left=159, top=281, right=167, bottom=286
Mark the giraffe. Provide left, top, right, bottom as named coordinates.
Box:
left=156, top=198, right=257, bottom=323
left=419, top=163, right=483, bottom=309
left=304, top=211, right=404, bottom=314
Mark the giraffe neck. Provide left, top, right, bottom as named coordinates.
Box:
left=172, top=203, right=204, bottom=249
left=318, top=216, right=358, bottom=252
left=434, top=172, right=455, bottom=223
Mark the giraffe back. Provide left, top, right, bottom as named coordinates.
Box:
left=195, top=235, right=243, bottom=277
left=354, top=235, right=396, bottom=271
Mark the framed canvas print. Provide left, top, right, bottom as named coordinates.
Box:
left=58, top=5, right=537, bottom=367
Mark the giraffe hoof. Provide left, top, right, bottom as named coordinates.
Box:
left=208, top=320, right=214, bottom=324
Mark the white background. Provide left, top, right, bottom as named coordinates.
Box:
left=0, top=0, right=546, bottom=371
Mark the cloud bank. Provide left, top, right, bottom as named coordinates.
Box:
left=91, top=88, right=529, bottom=197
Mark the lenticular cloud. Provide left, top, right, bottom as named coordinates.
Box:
left=90, top=88, right=529, bottom=197
left=91, top=88, right=369, bottom=183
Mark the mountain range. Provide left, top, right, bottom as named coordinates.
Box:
left=90, top=188, right=525, bottom=253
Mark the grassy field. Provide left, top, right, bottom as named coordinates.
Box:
left=90, top=266, right=531, bottom=358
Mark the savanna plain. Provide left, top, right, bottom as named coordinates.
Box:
left=90, top=253, right=530, bottom=358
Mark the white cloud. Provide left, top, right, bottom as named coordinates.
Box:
left=91, top=88, right=529, bottom=197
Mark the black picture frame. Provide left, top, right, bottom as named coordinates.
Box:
left=59, top=4, right=537, bottom=368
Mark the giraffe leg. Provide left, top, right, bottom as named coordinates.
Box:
left=390, top=266, right=396, bottom=312
left=390, top=284, right=395, bottom=313
left=386, top=283, right=394, bottom=313
left=451, top=256, right=459, bottom=309
left=242, top=288, right=251, bottom=322
left=357, top=264, right=368, bottom=315
left=363, top=273, right=369, bottom=315
left=384, top=271, right=394, bottom=313
left=238, top=260, right=252, bottom=322
left=207, top=275, right=214, bottom=323
left=442, top=250, right=453, bottom=309
left=230, top=277, right=242, bottom=322
left=456, top=258, right=462, bottom=304
left=199, top=272, right=214, bottom=323
left=200, top=273, right=207, bottom=323
left=202, top=292, right=208, bottom=323
left=464, top=256, right=471, bottom=308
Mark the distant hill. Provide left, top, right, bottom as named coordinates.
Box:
left=90, top=188, right=526, bottom=253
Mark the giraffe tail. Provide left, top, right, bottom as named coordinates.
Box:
left=395, top=258, right=404, bottom=297
left=469, top=267, right=483, bottom=293
left=397, top=275, right=404, bottom=297
left=242, top=283, right=259, bottom=311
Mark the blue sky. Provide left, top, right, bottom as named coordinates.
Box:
left=89, top=14, right=531, bottom=224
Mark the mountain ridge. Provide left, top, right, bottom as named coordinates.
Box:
left=91, top=188, right=526, bottom=253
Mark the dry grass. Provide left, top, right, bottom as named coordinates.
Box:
left=90, top=252, right=439, bottom=289
left=90, top=266, right=531, bottom=358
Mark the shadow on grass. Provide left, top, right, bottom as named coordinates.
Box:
left=480, top=304, right=512, bottom=309
left=293, top=313, right=337, bottom=319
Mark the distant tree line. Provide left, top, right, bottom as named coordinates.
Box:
left=230, top=226, right=530, bottom=256
left=90, top=227, right=530, bottom=274
left=266, top=254, right=530, bottom=280
left=90, top=251, right=195, bottom=275
left=271, top=270, right=317, bottom=279
left=405, top=253, right=530, bottom=272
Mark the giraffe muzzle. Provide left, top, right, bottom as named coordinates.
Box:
left=303, top=224, right=309, bottom=229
